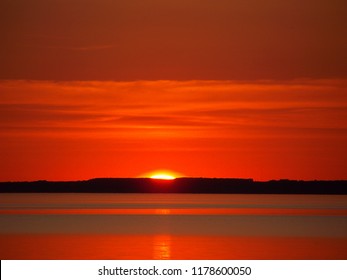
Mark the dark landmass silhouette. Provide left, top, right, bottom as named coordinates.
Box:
left=0, top=178, right=346, bottom=194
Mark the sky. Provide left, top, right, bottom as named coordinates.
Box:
left=0, top=0, right=346, bottom=181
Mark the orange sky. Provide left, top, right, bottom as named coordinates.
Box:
left=0, top=1, right=347, bottom=181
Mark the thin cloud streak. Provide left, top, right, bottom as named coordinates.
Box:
left=27, top=44, right=117, bottom=51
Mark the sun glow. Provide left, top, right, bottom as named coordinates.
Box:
left=150, top=173, right=176, bottom=180
left=143, top=170, right=181, bottom=180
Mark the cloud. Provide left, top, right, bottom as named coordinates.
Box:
left=0, top=79, right=346, bottom=140
left=28, top=44, right=117, bottom=51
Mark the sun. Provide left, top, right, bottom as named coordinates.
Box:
left=142, top=170, right=182, bottom=180
left=150, top=173, right=176, bottom=180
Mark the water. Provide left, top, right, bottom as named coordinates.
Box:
left=0, top=193, right=346, bottom=259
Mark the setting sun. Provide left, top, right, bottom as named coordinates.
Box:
left=150, top=174, right=176, bottom=180
left=144, top=170, right=182, bottom=180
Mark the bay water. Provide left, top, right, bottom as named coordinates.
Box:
left=0, top=193, right=346, bottom=259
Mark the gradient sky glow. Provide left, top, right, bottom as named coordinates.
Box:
left=1, top=0, right=346, bottom=181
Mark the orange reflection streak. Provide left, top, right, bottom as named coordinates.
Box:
left=153, top=235, right=171, bottom=260
left=155, top=209, right=171, bottom=215
left=1, top=208, right=346, bottom=216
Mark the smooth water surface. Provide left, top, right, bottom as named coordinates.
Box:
left=0, top=194, right=346, bottom=259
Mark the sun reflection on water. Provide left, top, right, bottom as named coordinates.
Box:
left=153, top=235, right=171, bottom=260
left=155, top=208, right=171, bottom=215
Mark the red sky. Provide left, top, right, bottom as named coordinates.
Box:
left=0, top=0, right=346, bottom=181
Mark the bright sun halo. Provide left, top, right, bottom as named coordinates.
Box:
left=150, top=173, right=176, bottom=180
left=143, top=169, right=182, bottom=180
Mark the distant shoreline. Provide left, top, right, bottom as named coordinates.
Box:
left=0, top=178, right=346, bottom=194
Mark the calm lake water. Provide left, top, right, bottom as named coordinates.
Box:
left=0, top=193, right=346, bottom=259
